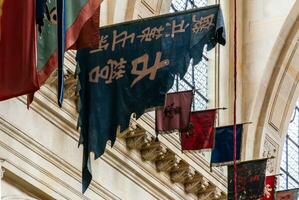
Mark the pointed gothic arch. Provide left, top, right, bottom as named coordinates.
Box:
left=243, top=1, right=299, bottom=183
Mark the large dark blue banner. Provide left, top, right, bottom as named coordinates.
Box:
left=76, top=4, right=226, bottom=192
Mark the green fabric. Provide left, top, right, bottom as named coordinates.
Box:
left=65, top=0, right=88, bottom=29
left=37, top=0, right=57, bottom=71
left=37, top=0, right=87, bottom=71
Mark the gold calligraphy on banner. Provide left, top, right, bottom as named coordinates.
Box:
left=0, top=0, right=4, bottom=41
left=89, top=13, right=215, bottom=54
left=192, top=14, right=215, bottom=33
left=88, top=52, right=170, bottom=87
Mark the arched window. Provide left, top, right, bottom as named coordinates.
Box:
left=280, top=101, right=299, bottom=189
left=169, top=0, right=209, bottom=111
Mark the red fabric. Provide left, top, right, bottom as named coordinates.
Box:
left=66, top=0, right=102, bottom=50
left=27, top=51, right=57, bottom=107
left=155, top=90, right=193, bottom=132
left=0, top=0, right=39, bottom=101
left=181, top=109, right=216, bottom=150
left=69, top=5, right=100, bottom=50
left=260, top=176, right=276, bottom=200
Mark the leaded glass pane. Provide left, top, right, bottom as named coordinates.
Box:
left=169, top=0, right=209, bottom=111
left=280, top=172, right=287, bottom=189
left=280, top=102, right=299, bottom=190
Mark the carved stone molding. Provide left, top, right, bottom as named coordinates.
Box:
left=263, top=135, right=278, bottom=174
left=185, top=172, right=203, bottom=193
left=64, top=74, right=78, bottom=99
left=197, top=183, right=221, bottom=200
left=120, top=124, right=226, bottom=199
left=197, top=190, right=214, bottom=200
left=141, top=146, right=162, bottom=161
left=0, top=160, right=4, bottom=179
left=214, top=188, right=226, bottom=200
left=170, top=160, right=190, bottom=183
left=117, top=118, right=146, bottom=139
left=197, top=177, right=212, bottom=194
left=155, top=149, right=176, bottom=172
left=45, top=66, right=78, bottom=101
left=126, top=135, right=147, bottom=149
left=141, top=139, right=161, bottom=150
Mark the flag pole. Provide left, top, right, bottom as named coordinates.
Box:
left=217, top=107, right=227, bottom=110
left=272, top=173, right=283, bottom=176
left=230, top=156, right=273, bottom=165
left=215, top=122, right=252, bottom=129
left=211, top=107, right=227, bottom=111
left=233, top=0, right=238, bottom=198
left=57, top=0, right=65, bottom=107
left=212, top=156, right=274, bottom=167
left=189, top=107, right=227, bottom=112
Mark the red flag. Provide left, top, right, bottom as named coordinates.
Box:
left=259, top=176, right=276, bottom=200
left=68, top=4, right=100, bottom=50
left=0, top=0, right=39, bottom=100
left=155, top=90, right=193, bottom=132
left=181, top=109, right=216, bottom=150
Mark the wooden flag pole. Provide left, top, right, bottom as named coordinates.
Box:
left=233, top=0, right=238, bottom=198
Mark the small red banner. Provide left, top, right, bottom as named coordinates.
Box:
left=155, top=90, right=193, bottom=132
left=181, top=109, right=216, bottom=150
left=259, top=176, right=276, bottom=200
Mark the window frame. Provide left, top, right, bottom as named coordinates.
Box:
left=280, top=103, right=299, bottom=190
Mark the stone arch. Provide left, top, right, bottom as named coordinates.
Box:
left=243, top=1, right=299, bottom=175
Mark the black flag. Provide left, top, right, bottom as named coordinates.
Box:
left=227, top=159, right=267, bottom=200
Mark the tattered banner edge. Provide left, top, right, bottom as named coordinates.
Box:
left=76, top=4, right=226, bottom=192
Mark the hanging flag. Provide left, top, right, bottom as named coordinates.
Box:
left=155, top=90, right=193, bottom=133
left=76, top=4, right=226, bottom=192
left=68, top=5, right=100, bottom=50
left=181, top=109, right=216, bottom=150
left=36, top=0, right=48, bottom=34
left=56, top=0, right=65, bottom=106
left=276, top=189, right=299, bottom=200
left=0, top=0, right=39, bottom=101
left=227, top=158, right=267, bottom=200
left=211, top=124, right=243, bottom=165
left=259, top=176, right=276, bottom=200
left=31, top=0, right=102, bottom=105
